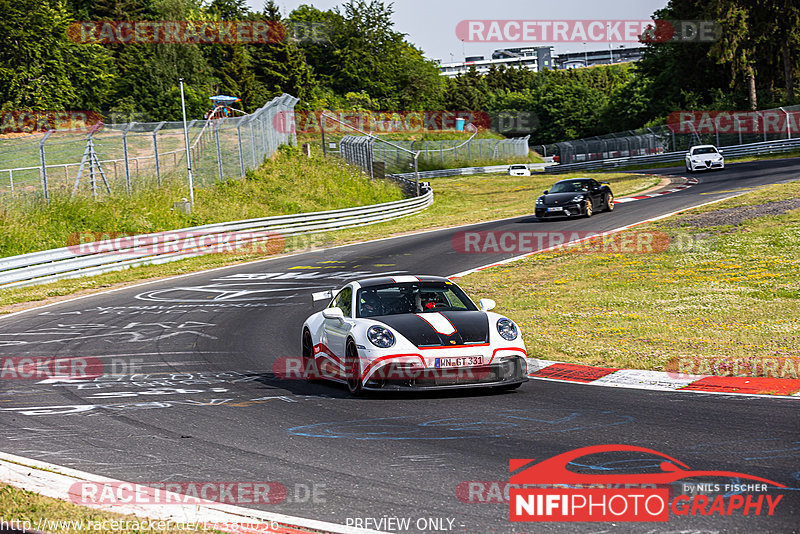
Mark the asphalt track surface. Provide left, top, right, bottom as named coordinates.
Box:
left=1, top=159, right=799, bottom=533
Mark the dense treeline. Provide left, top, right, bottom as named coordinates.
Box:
left=0, top=0, right=797, bottom=144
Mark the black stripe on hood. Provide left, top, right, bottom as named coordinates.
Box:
left=372, top=311, right=489, bottom=347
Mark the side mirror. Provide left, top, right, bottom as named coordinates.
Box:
left=718, top=149, right=724, bottom=154
left=322, top=307, right=345, bottom=320
left=479, top=298, right=496, bottom=312
left=543, top=190, right=549, bottom=195
left=312, top=290, right=333, bottom=303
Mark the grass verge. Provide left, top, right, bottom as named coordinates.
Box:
left=0, top=484, right=221, bottom=533
left=456, top=179, right=800, bottom=379
left=0, top=146, right=403, bottom=257
left=0, top=171, right=660, bottom=312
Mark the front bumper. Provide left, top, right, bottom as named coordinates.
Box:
left=690, top=159, right=724, bottom=170
left=362, top=355, right=528, bottom=391
left=535, top=203, right=584, bottom=218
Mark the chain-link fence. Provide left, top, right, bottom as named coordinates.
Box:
left=537, top=104, right=800, bottom=164
left=0, top=94, right=298, bottom=204
left=339, top=135, right=530, bottom=176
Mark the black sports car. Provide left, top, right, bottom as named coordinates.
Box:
left=535, top=178, right=614, bottom=219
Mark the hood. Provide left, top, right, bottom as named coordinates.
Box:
left=371, top=311, right=489, bottom=347
left=539, top=192, right=586, bottom=205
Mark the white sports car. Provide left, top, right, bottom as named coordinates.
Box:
left=301, top=275, right=528, bottom=394
left=508, top=164, right=531, bottom=176
left=685, top=145, right=724, bottom=172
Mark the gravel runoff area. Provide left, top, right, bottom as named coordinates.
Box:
left=667, top=198, right=800, bottom=228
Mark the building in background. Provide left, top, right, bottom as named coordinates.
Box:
left=436, top=45, right=645, bottom=77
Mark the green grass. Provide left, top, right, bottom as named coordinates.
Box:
left=456, top=179, right=800, bottom=378
left=0, top=171, right=660, bottom=311
left=0, top=484, right=222, bottom=533
left=0, top=146, right=403, bottom=257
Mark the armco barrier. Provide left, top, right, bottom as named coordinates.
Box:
left=388, top=161, right=551, bottom=182
left=549, top=137, right=800, bottom=173
left=0, top=188, right=432, bottom=289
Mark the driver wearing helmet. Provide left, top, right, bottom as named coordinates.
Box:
left=359, top=292, right=382, bottom=317
left=417, top=292, right=438, bottom=311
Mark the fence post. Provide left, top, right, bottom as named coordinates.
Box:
left=39, top=130, right=54, bottom=204
left=779, top=107, right=791, bottom=139
left=122, top=122, right=135, bottom=194
left=440, top=141, right=444, bottom=165
left=214, top=118, right=225, bottom=182
left=152, top=121, right=166, bottom=186
left=237, top=120, right=246, bottom=178
left=249, top=116, right=258, bottom=166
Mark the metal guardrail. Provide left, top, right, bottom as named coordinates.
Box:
left=0, top=189, right=433, bottom=289
left=0, top=160, right=557, bottom=289
left=548, top=137, right=800, bottom=173
left=388, top=162, right=552, bottom=181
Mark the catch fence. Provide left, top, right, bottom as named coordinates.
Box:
left=538, top=104, right=800, bottom=165
left=0, top=94, right=299, bottom=204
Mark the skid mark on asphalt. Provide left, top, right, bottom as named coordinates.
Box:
left=686, top=439, right=800, bottom=460
left=0, top=321, right=219, bottom=347
left=287, top=409, right=633, bottom=440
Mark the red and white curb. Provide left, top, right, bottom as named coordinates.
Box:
left=526, top=359, right=800, bottom=399
left=0, top=452, right=386, bottom=534
left=613, top=175, right=699, bottom=204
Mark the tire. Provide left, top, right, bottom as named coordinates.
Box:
left=686, top=163, right=693, bottom=173
left=345, top=341, right=364, bottom=396
left=604, top=193, right=614, bottom=212
left=584, top=199, right=593, bottom=218
left=301, top=329, right=319, bottom=381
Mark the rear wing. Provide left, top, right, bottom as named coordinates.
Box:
left=312, top=290, right=333, bottom=303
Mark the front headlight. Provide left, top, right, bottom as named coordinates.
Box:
left=496, top=318, right=518, bottom=341
left=367, top=325, right=395, bottom=348
left=570, top=195, right=585, bottom=203
left=536, top=197, right=544, bottom=204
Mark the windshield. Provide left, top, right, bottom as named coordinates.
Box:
left=356, top=282, right=478, bottom=317
left=510, top=165, right=527, bottom=170
left=549, top=181, right=590, bottom=193
left=692, top=147, right=718, bottom=155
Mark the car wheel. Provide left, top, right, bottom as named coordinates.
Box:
left=345, top=340, right=364, bottom=396
left=302, top=329, right=319, bottom=381
left=604, top=193, right=614, bottom=212
left=584, top=199, right=593, bottom=218
left=686, top=163, right=693, bottom=173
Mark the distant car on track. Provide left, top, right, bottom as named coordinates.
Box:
left=508, top=164, right=531, bottom=176
left=535, top=178, right=614, bottom=219
left=301, top=275, right=528, bottom=395
left=685, top=144, right=724, bottom=172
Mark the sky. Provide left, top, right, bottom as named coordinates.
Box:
left=246, top=0, right=670, bottom=61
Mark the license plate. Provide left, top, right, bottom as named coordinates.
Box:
left=435, top=356, right=484, bottom=368
left=547, top=207, right=564, bottom=212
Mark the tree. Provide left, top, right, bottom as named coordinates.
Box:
left=708, top=0, right=762, bottom=110
left=0, top=0, right=112, bottom=111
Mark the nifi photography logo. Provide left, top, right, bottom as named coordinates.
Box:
left=508, top=445, right=786, bottom=523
